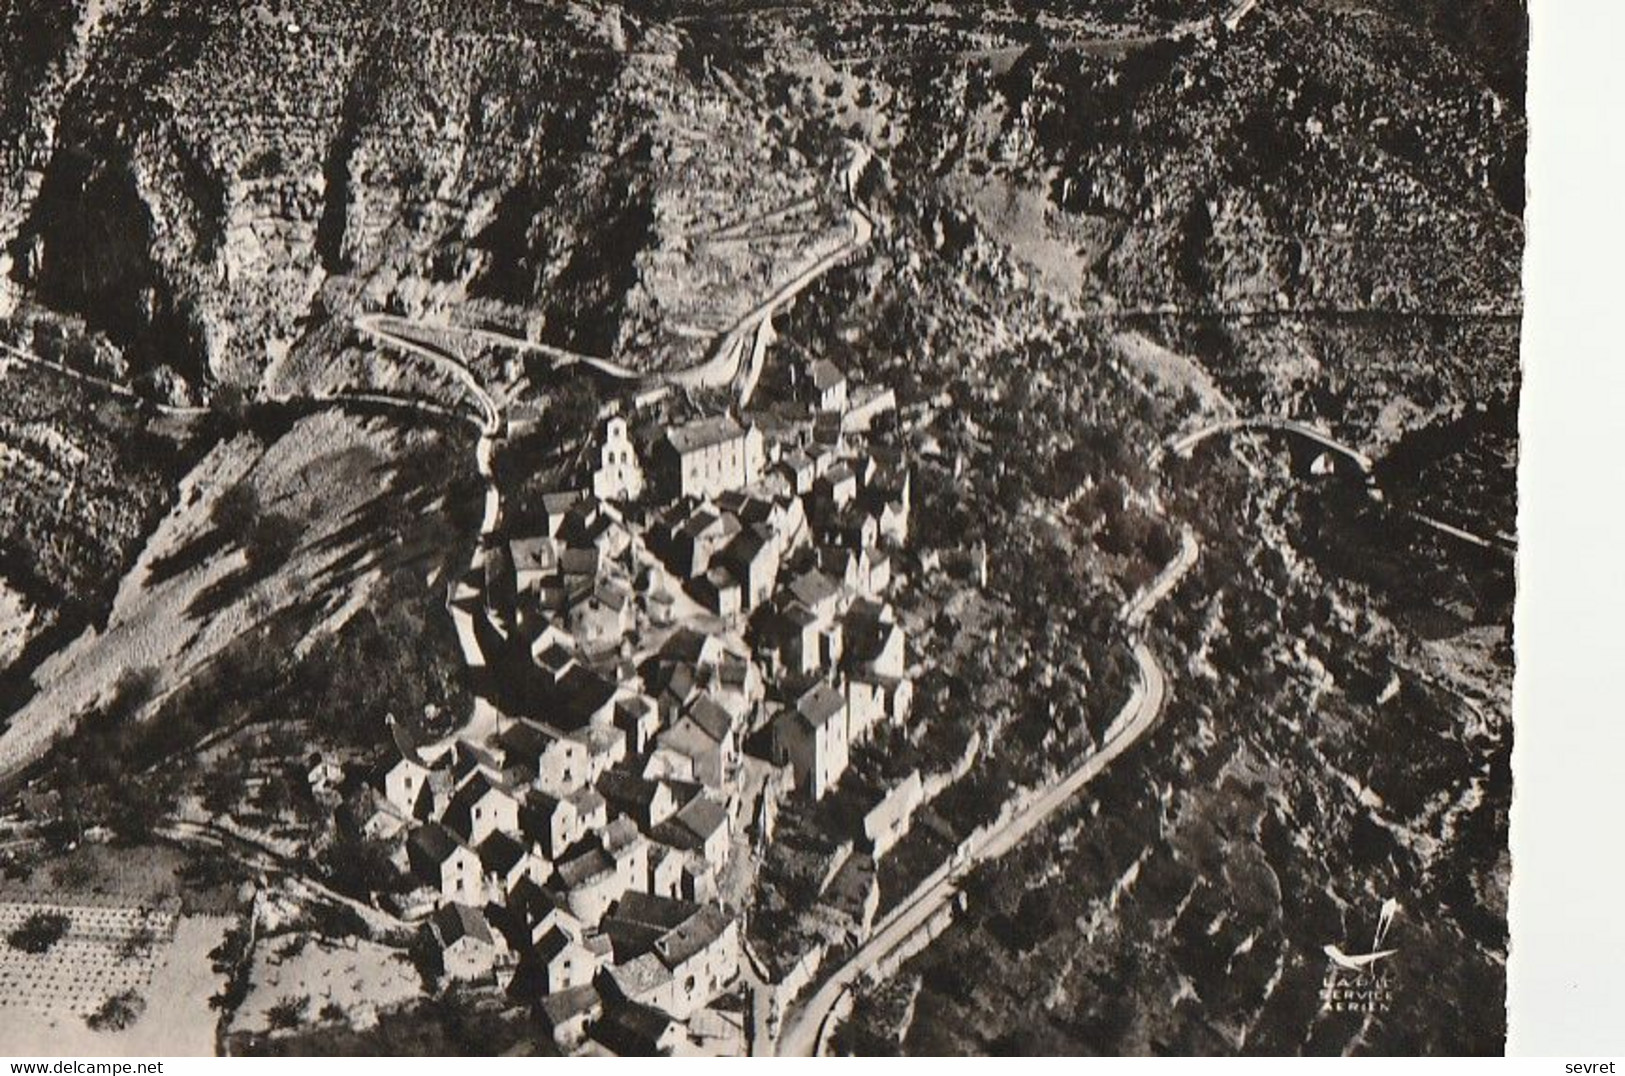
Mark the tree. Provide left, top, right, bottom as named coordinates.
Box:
left=212, top=482, right=262, bottom=533
left=266, top=995, right=310, bottom=1031
left=31, top=321, right=66, bottom=363
left=8, top=911, right=71, bottom=953
left=208, top=382, right=248, bottom=423
left=244, top=511, right=303, bottom=571
left=322, top=836, right=410, bottom=900
left=539, top=375, right=601, bottom=449
left=118, top=926, right=156, bottom=962
left=86, top=990, right=145, bottom=1031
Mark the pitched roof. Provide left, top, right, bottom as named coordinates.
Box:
left=665, top=415, right=746, bottom=455
left=556, top=847, right=616, bottom=889
left=539, top=983, right=602, bottom=1027
left=781, top=601, right=821, bottom=629
left=478, top=831, right=527, bottom=876
left=559, top=547, right=599, bottom=577
left=796, top=681, right=846, bottom=729
left=507, top=876, right=569, bottom=926
left=684, top=696, right=734, bottom=743
left=432, top=902, right=494, bottom=947
left=823, top=461, right=857, bottom=485
left=598, top=771, right=668, bottom=817
left=610, top=890, right=700, bottom=930
left=537, top=642, right=575, bottom=675
left=658, top=627, right=715, bottom=665
left=407, top=822, right=467, bottom=869
left=615, top=695, right=656, bottom=723
left=598, top=971, right=677, bottom=1054
left=703, top=564, right=738, bottom=591
left=810, top=358, right=846, bottom=391
left=674, top=795, right=729, bottom=843
left=498, top=718, right=573, bottom=762
left=452, top=740, right=503, bottom=779
left=558, top=666, right=618, bottom=722
left=536, top=923, right=581, bottom=963
left=788, top=569, right=841, bottom=609
left=654, top=904, right=730, bottom=968
left=510, top=537, right=557, bottom=574
left=602, top=816, right=643, bottom=855
left=723, top=528, right=771, bottom=566
left=566, top=785, right=607, bottom=819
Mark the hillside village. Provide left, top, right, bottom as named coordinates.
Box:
left=0, top=0, right=1523, bottom=1058
left=341, top=345, right=929, bottom=1054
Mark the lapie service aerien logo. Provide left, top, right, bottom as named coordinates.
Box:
left=1319, top=897, right=1400, bottom=1014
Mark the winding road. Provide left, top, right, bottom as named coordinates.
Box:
left=356, top=144, right=876, bottom=412
left=775, top=526, right=1199, bottom=1056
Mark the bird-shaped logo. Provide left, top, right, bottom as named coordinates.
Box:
left=1323, top=898, right=1400, bottom=973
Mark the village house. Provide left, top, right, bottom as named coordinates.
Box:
left=805, top=358, right=849, bottom=413
left=535, top=640, right=578, bottom=686
left=539, top=984, right=603, bottom=1050
left=719, top=529, right=779, bottom=611
left=787, top=568, right=844, bottom=623
left=817, top=543, right=891, bottom=598
left=653, top=793, right=732, bottom=870
left=662, top=506, right=740, bottom=580
left=571, top=723, right=630, bottom=784
left=832, top=771, right=925, bottom=858
left=407, top=822, right=483, bottom=903
left=501, top=719, right=590, bottom=795
left=821, top=504, right=880, bottom=552
left=601, top=894, right=741, bottom=1020
left=712, top=655, right=764, bottom=719
left=478, top=830, right=542, bottom=896
left=564, top=507, right=632, bottom=564
left=511, top=537, right=559, bottom=596
left=430, top=902, right=507, bottom=982
left=842, top=599, right=912, bottom=739
left=647, top=845, right=685, bottom=900
left=541, top=664, right=622, bottom=732
left=522, top=789, right=589, bottom=861
left=647, top=661, right=702, bottom=724
left=773, top=450, right=817, bottom=495
left=774, top=680, right=851, bottom=800
left=541, top=491, right=589, bottom=537
left=591, top=999, right=688, bottom=1057
left=659, top=626, right=729, bottom=671
left=443, top=770, right=523, bottom=847
left=568, top=581, right=636, bottom=651
left=614, top=695, right=662, bottom=756
left=306, top=753, right=345, bottom=803
left=554, top=845, right=633, bottom=926
left=652, top=415, right=765, bottom=500
left=568, top=785, right=610, bottom=835
left=502, top=878, right=588, bottom=949
left=599, top=771, right=680, bottom=831
left=649, top=695, right=736, bottom=789
left=693, top=565, right=743, bottom=619
left=843, top=384, right=898, bottom=432
left=847, top=674, right=913, bottom=741
left=381, top=721, right=451, bottom=821
left=816, top=461, right=859, bottom=509
left=535, top=923, right=613, bottom=994
left=601, top=816, right=651, bottom=894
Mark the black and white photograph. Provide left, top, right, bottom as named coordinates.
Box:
left=0, top=0, right=1594, bottom=1059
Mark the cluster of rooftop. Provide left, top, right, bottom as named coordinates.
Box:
left=358, top=352, right=914, bottom=1054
